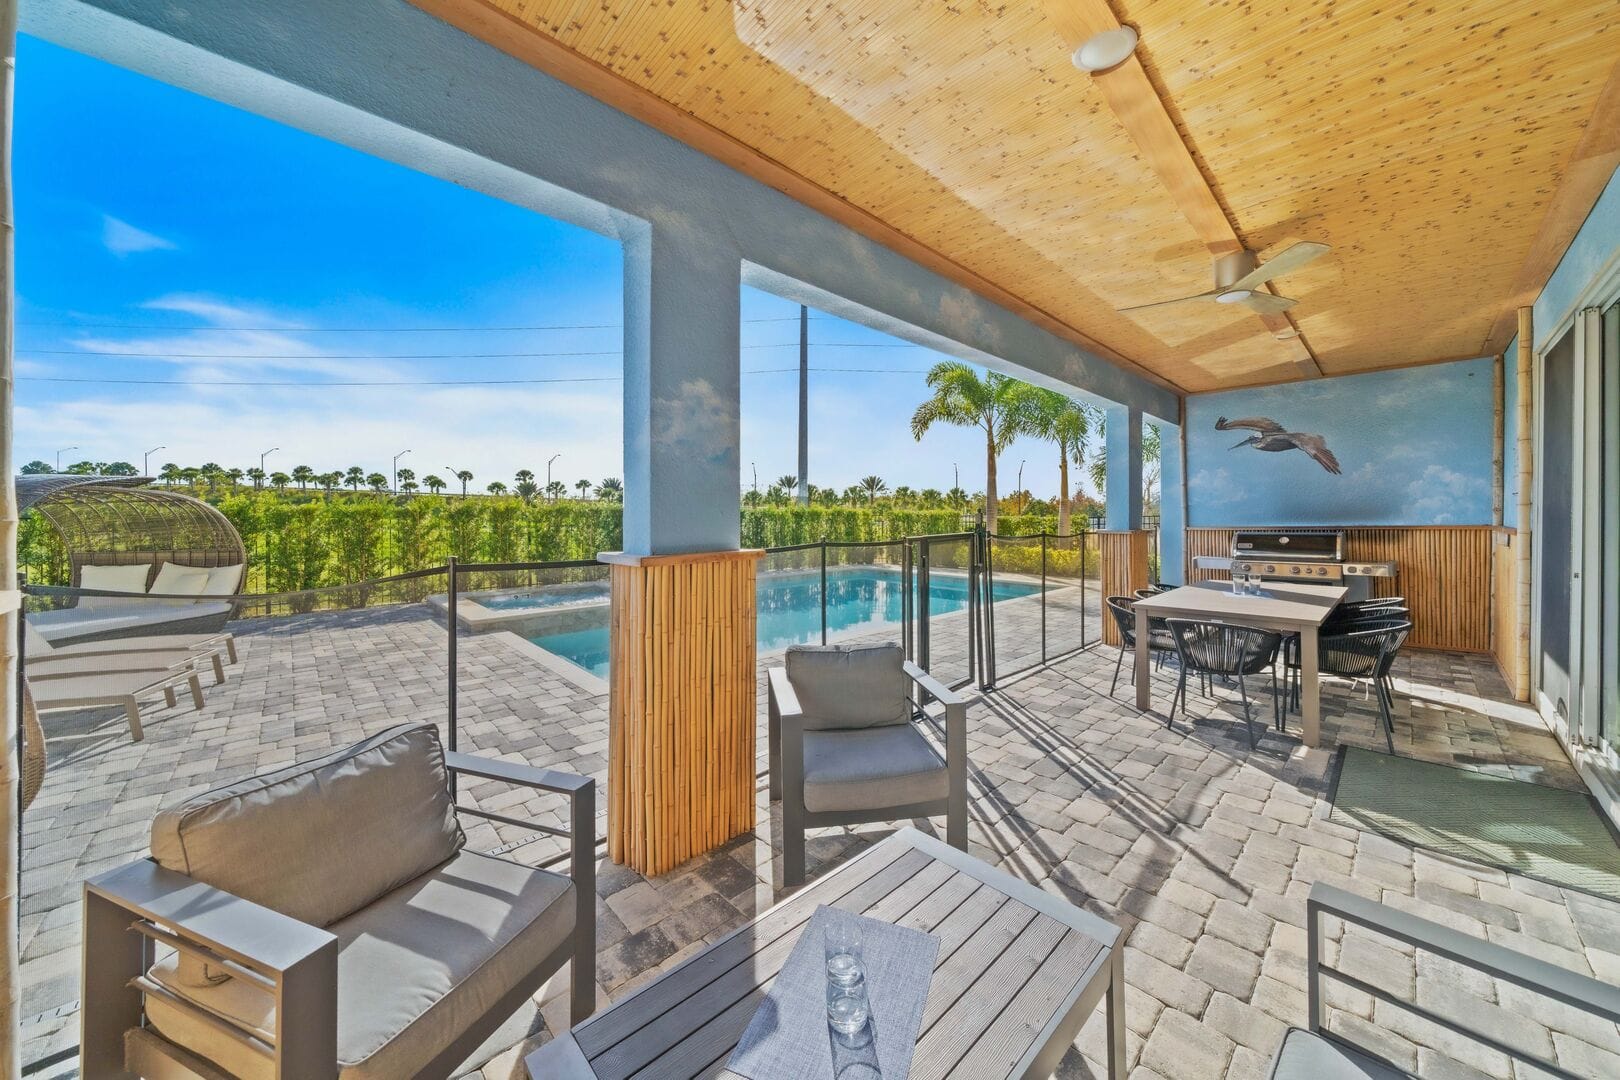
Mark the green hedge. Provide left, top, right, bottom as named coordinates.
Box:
left=19, top=493, right=1100, bottom=592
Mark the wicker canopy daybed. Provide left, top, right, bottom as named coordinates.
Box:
left=19, top=475, right=247, bottom=644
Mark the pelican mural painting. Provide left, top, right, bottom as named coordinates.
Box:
left=1215, top=416, right=1342, bottom=474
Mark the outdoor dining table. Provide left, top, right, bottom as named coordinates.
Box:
left=1130, top=580, right=1348, bottom=747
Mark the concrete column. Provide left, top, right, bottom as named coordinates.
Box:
left=1104, top=403, right=1143, bottom=532
left=621, top=222, right=741, bottom=555
left=1156, top=419, right=1185, bottom=585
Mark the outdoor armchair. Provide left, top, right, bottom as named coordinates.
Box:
left=80, top=722, right=596, bottom=1080
left=1269, top=881, right=1620, bottom=1079
left=767, top=643, right=967, bottom=888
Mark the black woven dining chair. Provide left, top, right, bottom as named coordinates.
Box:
left=1105, top=595, right=1177, bottom=696
left=1285, top=618, right=1412, bottom=753
left=1165, top=619, right=1284, bottom=749
left=1283, top=603, right=1409, bottom=709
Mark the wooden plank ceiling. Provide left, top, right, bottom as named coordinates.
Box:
left=420, top=0, right=1620, bottom=394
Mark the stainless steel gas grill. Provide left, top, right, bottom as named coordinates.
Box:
left=1193, top=529, right=1396, bottom=600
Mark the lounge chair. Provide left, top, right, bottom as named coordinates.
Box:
left=81, top=723, right=596, bottom=1079
left=23, top=623, right=231, bottom=685
left=767, top=642, right=968, bottom=887
left=28, top=667, right=204, bottom=742
left=1271, top=882, right=1620, bottom=1078
left=25, top=623, right=238, bottom=664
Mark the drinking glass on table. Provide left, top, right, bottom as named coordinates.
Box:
left=825, top=960, right=870, bottom=1040
left=825, top=919, right=863, bottom=983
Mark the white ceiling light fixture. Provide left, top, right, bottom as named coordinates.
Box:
left=1214, top=289, right=1254, bottom=304
left=1071, top=26, right=1139, bottom=73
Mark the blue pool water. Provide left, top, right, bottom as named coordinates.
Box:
left=529, top=568, right=1038, bottom=678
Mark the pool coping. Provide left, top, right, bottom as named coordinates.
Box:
left=490, top=628, right=611, bottom=696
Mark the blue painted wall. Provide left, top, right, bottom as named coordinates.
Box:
left=1503, top=334, right=1519, bottom=530
left=1186, top=358, right=1496, bottom=526
left=1533, top=163, right=1620, bottom=350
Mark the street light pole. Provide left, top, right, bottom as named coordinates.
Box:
left=446, top=466, right=464, bottom=497
left=55, top=447, right=78, bottom=471
left=1017, top=460, right=1025, bottom=515
left=260, top=447, right=279, bottom=475
left=546, top=453, right=561, bottom=495
left=393, top=449, right=412, bottom=494
left=144, top=446, right=165, bottom=476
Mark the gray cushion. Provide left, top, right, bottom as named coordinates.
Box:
left=145, top=849, right=576, bottom=1080
left=151, top=723, right=465, bottom=931
left=784, top=643, right=909, bottom=730
left=802, top=724, right=948, bottom=812
left=1268, top=1028, right=1413, bottom=1080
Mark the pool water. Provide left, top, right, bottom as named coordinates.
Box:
left=529, top=567, right=1038, bottom=679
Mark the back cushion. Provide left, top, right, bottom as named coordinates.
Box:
left=202, top=563, right=245, bottom=596
left=784, top=643, right=909, bottom=730
left=150, top=563, right=212, bottom=607
left=151, top=723, right=465, bottom=929
left=78, top=564, right=151, bottom=610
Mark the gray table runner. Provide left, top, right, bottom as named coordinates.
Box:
left=727, top=905, right=940, bottom=1080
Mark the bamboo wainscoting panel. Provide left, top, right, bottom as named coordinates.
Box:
left=604, top=549, right=763, bottom=877
left=1098, top=531, right=1150, bottom=646
left=1184, top=527, right=1495, bottom=653
left=1491, top=529, right=1527, bottom=699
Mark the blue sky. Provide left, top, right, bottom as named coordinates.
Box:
left=14, top=35, right=1099, bottom=498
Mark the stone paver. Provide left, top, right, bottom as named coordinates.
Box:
left=18, top=592, right=1620, bottom=1079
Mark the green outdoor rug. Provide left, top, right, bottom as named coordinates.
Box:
left=1329, top=747, right=1620, bottom=902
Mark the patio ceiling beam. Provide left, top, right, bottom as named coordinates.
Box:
left=1041, top=0, right=1323, bottom=379
left=1481, top=56, right=1620, bottom=357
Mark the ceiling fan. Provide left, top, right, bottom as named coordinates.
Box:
left=1120, top=242, right=1330, bottom=316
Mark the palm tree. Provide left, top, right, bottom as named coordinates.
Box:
left=401, top=479, right=419, bottom=494
left=395, top=467, right=415, bottom=494
left=158, top=463, right=183, bottom=486
left=269, top=471, right=291, bottom=493
left=774, top=475, right=798, bottom=499
left=292, top=465, right=315, bottom=491
left=594, top=477, right=623, bottom=501
left=575, top=479, right=591, bottom=500
left=1023, top=390, right=1092, bottom=536
left=910, top=362, right=1026, bottom=532
left=514, top=479, right=539, bottom=502
left=455, top=469, right=473, bottom=496
left=486, top=481, right=508, bottom=496
left=545, top=480, right=567, bottom=502
left=1087, top=412, right=1160, bottom=510
left=319, top=471, right=341, bottom=496
left=198, top=462, right=224, bottom=496
left=514, top=468, right=535, bottom=489
left=345, top=466, right=365, bottom=491
left=365, top=472, right=388, bottom=494
left=424, top=474, right=446, bottom=495
left=860, top=475, right=887, bottom=505
left=246, top=466, right=265, bottom=491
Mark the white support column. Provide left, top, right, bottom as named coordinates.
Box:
left=1156, top=418, right=1185, bottom=585
left=621, top=222, right=741, bottom=555
left=1105, top=403, right=1143, bottom=532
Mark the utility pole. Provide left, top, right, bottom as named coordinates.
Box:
left=1016, top=459, right=1025, bottom=515
left=393, top=448, right=411, bottom=493
left=55, top=447, right=78, bottom=471
left=797, top=304, right=809, bottom=505
left=260, top=447, right=279, bottom=475
left=143, top=446, right=165, bottom=476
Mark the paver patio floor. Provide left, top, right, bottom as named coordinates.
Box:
left=19, top=597, right=1620, bottom=1078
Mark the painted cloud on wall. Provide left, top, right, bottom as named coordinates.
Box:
left=1185, top=358, right=1495, bottom=526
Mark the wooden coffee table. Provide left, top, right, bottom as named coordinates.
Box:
left=527, top=828, right=1126, bottom=1079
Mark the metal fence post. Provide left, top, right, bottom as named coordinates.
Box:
left=1040, top=532, right=1048, bottom=664
left=918, top=540, right=931, bottom=673
left=446, top=556, right=458, bottom=796
left=819, top=538, right=828, bottom=646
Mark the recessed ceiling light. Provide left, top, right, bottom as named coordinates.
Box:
left=1072, top=27, right=1139, bottom=73
left=1214, top=289, right=1253, bottom=304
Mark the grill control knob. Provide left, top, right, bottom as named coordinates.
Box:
left=1265, top=564, right=1276, bottom=573
left=1289, top=566, right=1301, bottom=575
left=1318, top=567, right=1328, bottom=576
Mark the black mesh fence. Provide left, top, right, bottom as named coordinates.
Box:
left=982, top=531, right=1103, bottom=683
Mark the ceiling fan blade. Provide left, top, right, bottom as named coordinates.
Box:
left=1239, top=291, right=1298, bottom=314
left=1227, top=241, right=1330, bottom=292
left=1118, top=291, right=1219, bottom=314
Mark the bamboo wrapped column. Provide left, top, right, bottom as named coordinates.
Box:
left=602, top=549, right=763, bottom=877
left=1097, top=531, right=1150, bottom=646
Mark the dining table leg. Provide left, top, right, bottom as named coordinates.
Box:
left=1300, top=622, right=1321, bottom=747
left=1134, top=607, right=1151, bottom=710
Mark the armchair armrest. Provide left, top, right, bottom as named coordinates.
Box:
left=903, top=660, right=965, bottom=710
left=82, top=860, right=338, bottom=1079
left=444, top=750, right=593, bottom=795
left=903, top=660, right=967, bottom=789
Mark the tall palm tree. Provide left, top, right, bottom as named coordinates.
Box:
left=424, top=474, right=446, bottom=495
left=910, top=362, right=1025, bottom=532
left=225, top=467, right=244, bottom=493
left=486, top=481, right=508, bottom=496
left=158, top=463, right=184, bottom=487
left=774, top=475, right=798, bottom=499
left=319, top=471, right=341, bottom=496
left=1087, top=411, right=1161, bottom=512
left=1023, top=389, right=1091, bottom=536
left=395, top=467, right=415, bottom=495
left=594, top=477, right=623, bottom=501
left=365, top=472, right=388, bottom=494
left=345, top=466, right=365, bottom=491
left=514, top=479, right=539, bottom=502
left=514, top=468, right=535, bottom=489
left=292, top=465, right=315, bottom=491
left=860, top=475, right=887, bottom=505
left=269, top=471, right=291, bottom=493
left=545, top=480, right=567, bottom=502
left=246, top=466, right=265, bottom=491
left=574, top=479, right=591, bottom=500
left=455, top=469, right=473, bottom=496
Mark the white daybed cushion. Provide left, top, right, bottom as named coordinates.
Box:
left=203, top=563, right=244, bottom=596
left=150, top=564, right=212, bottom=606
left=29, top=601, right=233, bottom=643
left=77, top=564, right=151, bottom=609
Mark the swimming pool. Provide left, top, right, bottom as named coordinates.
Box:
left=526, top=567, right=1039, bottom=679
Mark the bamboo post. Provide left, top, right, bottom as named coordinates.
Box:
left=0, top=3, right=18, bottom=1072
left=1515, top=308, right=1534, bottom=702
left=1492, top=354, right=1505, bottom=527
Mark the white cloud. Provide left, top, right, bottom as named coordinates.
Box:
left=1403, top=463, right=1489, bottom=525
left=101, top=215, right=176, bottom=256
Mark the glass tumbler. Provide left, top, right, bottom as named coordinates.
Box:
left=826, top=961, right=869, bottom=1039
left=824, top=920, right=863, bottom=984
